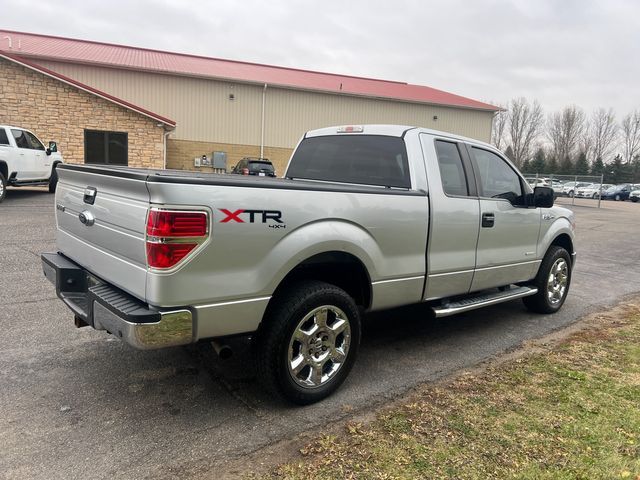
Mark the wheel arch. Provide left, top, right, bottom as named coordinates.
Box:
left=269, top=251, right=372, bottom=312
left=549, top=233, right=573, bottom=259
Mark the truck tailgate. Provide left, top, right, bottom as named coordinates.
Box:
left=55, top=166, right=149, bottom=300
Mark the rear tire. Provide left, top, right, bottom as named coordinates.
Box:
left=568, top=190, right=574, bottom=198
left=48, top=166, right=58, bottom=193
left=254, top=280, right=361, bottom=405
left=523, top=246, right=572, bottom=314
left=0, top=171, right=6, bottom=202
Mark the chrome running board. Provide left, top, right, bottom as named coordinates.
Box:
left=432, top=286, right=538, bottom=318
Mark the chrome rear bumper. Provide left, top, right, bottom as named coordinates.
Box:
left=41, top=252, right=193, bottom=349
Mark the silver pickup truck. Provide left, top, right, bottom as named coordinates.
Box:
left=42, top=125, right=576, bottom=404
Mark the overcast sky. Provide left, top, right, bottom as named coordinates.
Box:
left=3, top=0, right=638, bottom=115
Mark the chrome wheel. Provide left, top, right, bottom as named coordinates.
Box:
left=0, top=178, right=4, bottom=198
left=547, top=258, right=568, bottom=305
left=287, top=305, right=351, bottom=389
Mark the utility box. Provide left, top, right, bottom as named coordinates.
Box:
left=212, top=151, right=227, bottom=170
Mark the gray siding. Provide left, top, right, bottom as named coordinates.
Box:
left=35, top=60, right=494, bottom=147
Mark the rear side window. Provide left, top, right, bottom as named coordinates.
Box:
left=435, top=140, right=469, bottom=196
left=287, top=135, right=410, bottom=189
left=0, top=129, right=8, bottom=145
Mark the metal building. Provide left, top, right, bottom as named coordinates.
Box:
left=0, top=30, right=498, bottom=174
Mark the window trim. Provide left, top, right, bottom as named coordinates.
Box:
left=465, top=144, right=530, bottom=207
left=84, top=129, right=129, bottom=166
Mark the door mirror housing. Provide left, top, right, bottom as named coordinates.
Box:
left=532, top=186, right=554, bottom=208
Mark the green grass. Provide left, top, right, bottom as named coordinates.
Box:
left=261, top=306, right=640, bottom=480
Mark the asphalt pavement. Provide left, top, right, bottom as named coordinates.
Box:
left=1, top=188, right=639, bottom=479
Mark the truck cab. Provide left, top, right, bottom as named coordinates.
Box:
left=0, top=125, right=63, bottom=202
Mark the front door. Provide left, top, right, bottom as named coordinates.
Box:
left=466, top=146, right=541, bottom=291
left=11, top=129, right=38, bottom=181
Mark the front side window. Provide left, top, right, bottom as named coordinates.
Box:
left=435, top=140, right=469, bottom=196
left=287, top=135, right=410, bottom=189
left=471, top=147, right=524, bottom=205
left=84, top=130, right=128, bottom=165
left=11, top=129, right=31, bottom=149
left=24, top=131, right=45, bottom=150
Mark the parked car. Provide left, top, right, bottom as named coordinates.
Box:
left=630, top=188, right=640, bottom=202
left=41, top=124, right=575, bottom=404
left=600, top=184, right=632, bottom=201
left=561, top=181, right=590, bottom=197
left=575, top=183, right=613, bottom=199
left=0, top=125, right=63, bottom=202
left=231, top=158, right=276, bottom=177
left=525, top=177, right=550, bottom=187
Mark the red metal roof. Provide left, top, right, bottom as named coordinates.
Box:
left=0, top=51, right=176, bottom=127
left=0, top=30, right=498, bottom=112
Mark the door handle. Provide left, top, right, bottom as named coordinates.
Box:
left=482, top=212, right=495, bottom=228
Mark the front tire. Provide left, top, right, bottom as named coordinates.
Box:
left=48, top=166, right=58, bottom=193
left=523, top=246, right=571, bottom=314
left=254, top=280, right=361, bottom=405
left=0, top=171, right=6, bottom=202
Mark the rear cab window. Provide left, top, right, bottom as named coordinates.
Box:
left=287, top=135, right=411, bottom=189
left=0, top=128, right=9, bottom=146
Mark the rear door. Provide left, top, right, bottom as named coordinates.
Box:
left=421, top=135, right=480, bottom=300
left=466, top=145, right=541, bottom=291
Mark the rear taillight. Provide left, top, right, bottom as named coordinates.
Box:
left=146, top=209, right=208, bottom=269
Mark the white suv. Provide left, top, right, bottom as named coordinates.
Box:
left=0, top=126, right=64, bottom=202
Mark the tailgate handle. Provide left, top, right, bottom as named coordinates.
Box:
left=481, top=212, right=495, bottom=228
left=83, top=187, right=97, bottom=205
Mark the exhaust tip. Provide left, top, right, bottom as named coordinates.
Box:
left=211, top=340, right=233, bottom=360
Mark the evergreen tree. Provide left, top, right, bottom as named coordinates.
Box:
left=575, top=151, right=589, bottom=175
left=591, top=157, right=604, bottom=177
left=605, top=154, right=625, bottom=184
left=546, top=156, right=558, bottom=174
left=521, top=157, right=531, bottom=174
left=504, top=145, right=516, bottom=163
left=558, top=156, right=573, bottom=175
left=529, top=148, right=546, bottom=174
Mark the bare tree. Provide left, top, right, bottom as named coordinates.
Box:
left=588, top=108, right=618, bottom=162
left=507, top=97, right=544, bottom=166
left=546, top=105, right=586, bottom=162
left=491, top=105, right=508, bottom=151
left=621, top=109, right=640, bottom=164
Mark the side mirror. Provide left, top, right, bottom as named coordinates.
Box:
left=48, top=141, right=58, bottom=153
left=533, top=186, right=554, bottom=208
left=46, top=148, right=52, bottom=156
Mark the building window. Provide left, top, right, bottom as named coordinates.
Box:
left=84, top=130, right=128, bottom=165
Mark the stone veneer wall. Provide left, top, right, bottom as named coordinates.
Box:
left=166, top=138, right=293, bottom=176
left=0, top=57, right=166, bottom=168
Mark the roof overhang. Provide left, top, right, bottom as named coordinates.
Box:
left=0, top=52, right=176, bottom=129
